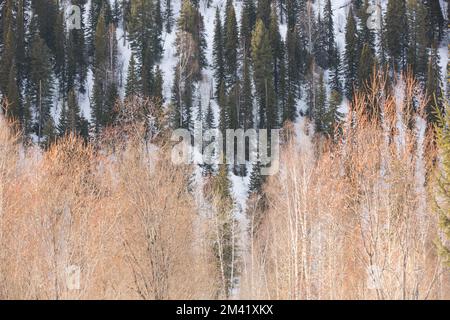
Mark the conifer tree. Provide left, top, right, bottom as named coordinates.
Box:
left=240, top=0, right=257, bottom=55
left=240, top=53, right=254, bottom=130
left=256, top=0, right=271, bottom=28
left=344, top=7, right=359, bottom=99
left=323, top=0, right=336, bottom=69
left=385, top=0, right=408, bottom=70
left=213, top=7, right=225, bottom=95
left=224, top=1, right=239, bottom=88
left=29, top=30, right=54, bottom=141
left=125, top=54, right=141, bottom=97
left=358, top=44, right=375, bottom=92
left=406, top=0, right=428, bottom=82
left=164, top=0, right=174, bottom=33
left=252, top=19, right=275, bottom=130
left=285, top=26, right=301, bottom=122
left=269, top=6, right=285, bottom=125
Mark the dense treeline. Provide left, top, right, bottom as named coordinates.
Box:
left=0, top=0, right=445, bottom=142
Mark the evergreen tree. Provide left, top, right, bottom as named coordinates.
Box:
left=224, top=1, right=239, bottom=88
left=29, top=30, right=54, bottom=141
left=164, top=0, right=174, bottom=33
left=256, top=0, right=271, bottom=27
left=240, top=0, right=257, bottom=55
left=285, top=26, right=301, bottom=122
left=268, top=6, right=285, bottom=125
left=240, top=53, right=254, bottom=130
left=406, top=0, right=429, bottom=82
left=424, top=0, right=445, bottom=42
left=125, top=54, right=141, bottom=97
left=249, top=160, right=263, bottom=194
left=385, top=0, right=408, bottom=70
left=330, top=47, right=343, bottom=96
left=358, top=44, right=375, bottom=92
left=213, top=7, right=225, bottom=95
left=91, top=11, right=119, bottom=133
left=252, top=19, right=275, bottom=130
left=344, top=7, right=359, bottom=99
left=129, top=0, right=163, bottom=96
left=324, top=0, right=336, bottom=69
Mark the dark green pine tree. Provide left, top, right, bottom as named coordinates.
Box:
left=424, top=0, right=445, bottom=42
left=312, top=72, right=328, bottom=135
left=357, top=43, right=376, bottom=93
left=240, top=0, right=256, bottom=56
left=54, top=7, right=66, bottom=89
left=125, top=54, right=141, bottom=97
left=213, top=7, right=225, bottom=95
left=330, top=47, right=343, bottom=96
left=59, top=89, right=82, bottom=136
left=406, top=0, right=429, bottom=82
left=224, top=1, right=239, bottom=88
left=384, top=0, right=408, bottom=70
left=240, top=53, right=254, bottom=130
left=314, top=13, right=328, bottom=69
left=89, top=0, right=113, bottom=56
left=324, top=0, right=336, bottom=69
left=16, top=0, right=27, bottom=86
left=285, top=26, right=301, bottom=122
left=164, top=0, right=174, bottom=33
left=176, top=0, right=207, bottom=75
left=425, top=44, right=443, bottom=124
left=252, top=19, right=275, bottom=130
left=344, top=7, right=359, bottom=100
left=285, top=0, right=298, bottom=30
left=268, top=6, right=285, bottom=126
left=91, top=11, right=119, bottom=133
left=65, top=0, right=88, bottom=94
left=128, top=0, right=163, bottom=96
left=256, top=0, right=271, bottom=28
left=29, top=30, right=54, bottom=142
left=249, top=159, right=264, bottom=195
left=0, top=0, right=15, bottom=93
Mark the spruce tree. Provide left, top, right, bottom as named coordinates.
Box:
left=213, top=7, right=225, bottom=95
left=164, top=0, right=174, bottom=33
left=344, top=7, right=359, bottom=99
left=29, top=31, right=54, bottom=141
left=224, top=1, right=239, bottom=88
left=385, top=0, right=408, bottom=70
left=324, top=0, right=336, bottom=69
left=125, top=54, right=141, bottom=97
left=358, top=44, right=375, bottom=92
left=252, top=19, right=275, bottom=130
left=240, top=0, right=257, bottom=56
